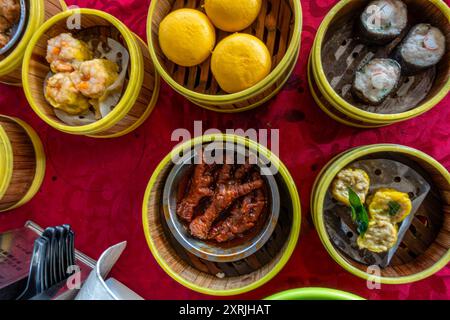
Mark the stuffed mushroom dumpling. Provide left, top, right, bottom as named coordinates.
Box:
left=394, top=24, right=446, bottom=75
left=352, top=58, right=401, bottom=105
left=46, top=33, right=93, bottom=73
left=368, top=188, right=412, bottom=223
left=359, top=0, right=408, bottom=45
left=45, top=72, right=90, bottom=115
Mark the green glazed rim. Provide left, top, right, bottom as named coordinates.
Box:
left=265, top=287, right=365, bottom=300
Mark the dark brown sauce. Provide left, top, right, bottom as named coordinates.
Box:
left=176, top=164, right=270, bottom=248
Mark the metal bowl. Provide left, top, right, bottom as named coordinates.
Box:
left=163, top=142, right=280, bottom=263
left=0, top=0, right=27, bottom=56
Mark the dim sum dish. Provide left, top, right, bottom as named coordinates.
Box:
left=22, top=9, right=159, bottom=138
left=312, top=144, right=450, bottom=284
left=394, top=23, right=446, bottom=75
left=330, top=167, right=415, bottom=256
left=337, top=0, right=446, bottom=109
left=164, top=144, right=280, bottom=262
left=0, top=0, right=24, bottom=52
left=352, top=58, right=402, bottom=105
left=43, top=32, right=128, bottom=126
left=147, top=0, right=302, bottom=112
left=0, top=0, right=66, bottom=85
left=358, top=0, right=408, bottom=45
left=143, top=134, right=301, bottom=296
left=309, top=0, right=449, bottom=127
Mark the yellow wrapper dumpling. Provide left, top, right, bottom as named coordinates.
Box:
left=368, top=188, right=412, bottom=223
left=331, top=168, right=371, bottom=206
left=357, top=219, right=398, bottom=253
left=45, top=73, right=90, bottom=115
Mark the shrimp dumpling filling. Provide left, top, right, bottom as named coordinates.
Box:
left=45, top=73, right=90, bottom=115
left=359, top=0, right=407, bottom=44
left=46, top=33, right=93, bottom=73
left=395, top=24, right=446, bottom=75
left=70, top=59, right=119, bottom=99
left=352, top=58, right=401, bottom=105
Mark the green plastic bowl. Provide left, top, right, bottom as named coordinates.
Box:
left=265, top=288, right=365, bottom=300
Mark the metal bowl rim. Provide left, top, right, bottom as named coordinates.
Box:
left=0, top=0, right=27, bottom=56
left=163, top=145, right=281, bottom=263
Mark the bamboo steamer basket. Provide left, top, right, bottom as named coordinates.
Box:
left=142, top=134, right=301, bottom=296
left=0, top=0, right=67, bottom=86
left=307, top=53, right=387, bottom=129
left=0, top=115, right=45, bottom=212
left=147, top=0, right=302, bottom=113
left=311, top=144, right=450, bottom=284
left=265, top=287, right=364, bottom=300
left=311, top=0, right=450, bottom=127
left=310, top=38, right=402, bottom=127
left=22, top=8, right=160, bottom=138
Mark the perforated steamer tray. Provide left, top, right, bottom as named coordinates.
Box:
left=324, top=159, right=430, bottom=267
left=321, top=13, right=436, bottom=114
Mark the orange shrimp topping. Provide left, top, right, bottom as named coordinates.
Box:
left=52, top=47, right=61, bottom=55
left=77, top=81, right=89, bottom=90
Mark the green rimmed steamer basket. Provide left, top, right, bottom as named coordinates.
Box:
left=309, top=0, right=450, bottom=128
left=22, top=8, right=160, bottom=138
left=147, top=0, right=302, bottom=113
left=0, top=0, right=67, bottom=86
left=311, top=144, right=450, bottom=284
left=142, top=134, right=301, bottom=296
left=0, top=115, right=46, bottom=212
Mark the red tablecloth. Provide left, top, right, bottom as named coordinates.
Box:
left=0, top=0, right=449, bottom=300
